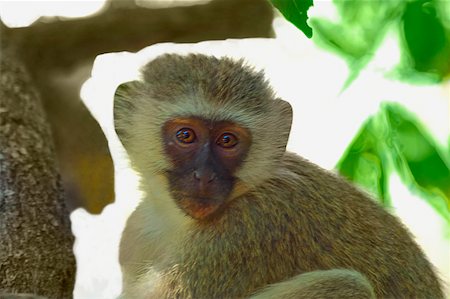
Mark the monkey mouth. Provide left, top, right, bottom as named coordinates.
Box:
left=176, top=196, right=224, bottom=220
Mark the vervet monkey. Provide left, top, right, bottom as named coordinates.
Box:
left=114, top=54, right=444, bottom=298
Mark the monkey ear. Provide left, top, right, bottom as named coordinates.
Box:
left=275, top=98, right=293, bottom=128
left=273, top=98, right=293, bottom=147
left=113, top=80, right=142, bottom=147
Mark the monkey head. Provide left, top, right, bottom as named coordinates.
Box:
left=114, top=54, right=292, bottom=220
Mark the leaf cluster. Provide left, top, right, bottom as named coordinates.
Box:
left=270, top=0, right=450, bottom=223
left=337, top=103, right=449, bottom=224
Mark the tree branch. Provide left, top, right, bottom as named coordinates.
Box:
left=0, top=41, right=76, bottom=299
left=8, top=0, right=274, bottom=71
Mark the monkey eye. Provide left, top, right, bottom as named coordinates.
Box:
left=216, top=133, right=238, bottom=148
left=176, top=128, right=196, bottom=144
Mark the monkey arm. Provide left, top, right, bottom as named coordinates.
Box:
left=249, top=269, right=375, bottom=299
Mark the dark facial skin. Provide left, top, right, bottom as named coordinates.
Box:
left=162, top=117, right=251, bottom=220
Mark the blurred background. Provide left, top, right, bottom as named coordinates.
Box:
left=1, top=0, right=448, bottom=298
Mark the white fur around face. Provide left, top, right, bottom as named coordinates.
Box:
left=119, top=174, right=191, bottom=298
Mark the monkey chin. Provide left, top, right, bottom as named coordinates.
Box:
left=177, top=197, right=224, bottom=221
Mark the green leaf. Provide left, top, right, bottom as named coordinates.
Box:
left=271, top=0, right=314, bottom=38
left=400, top=0, right=450, bottom=78
left=383, top=103, right=450, bottom=221
left=310, top=0, right=405, bottom=89
left=337, top=115, right=392, bottom=206
left=337, top=102, right=449, bottom=224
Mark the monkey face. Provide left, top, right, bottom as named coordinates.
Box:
left=162, top=117, right=251, bottom=220
left=114, top=55, right=293, bottom=205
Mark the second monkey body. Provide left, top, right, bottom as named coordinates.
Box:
left=114, top=54, right=443, bottom=298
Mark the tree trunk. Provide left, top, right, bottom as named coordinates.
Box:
left=0, top=41, right=76, bottom=299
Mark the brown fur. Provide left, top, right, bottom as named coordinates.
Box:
left=114, top=54, right=444, bottom=298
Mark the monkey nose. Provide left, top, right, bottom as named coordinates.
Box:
left=193, top=170, right=216, bottom=184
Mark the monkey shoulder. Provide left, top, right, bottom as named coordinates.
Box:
left=260, top=152, right=416, bottom=238
left=257, top=151, right=388, bottom=219
left=247, top=152, right=444, bottom=297
left=243, top=151, right=416, bottom=263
